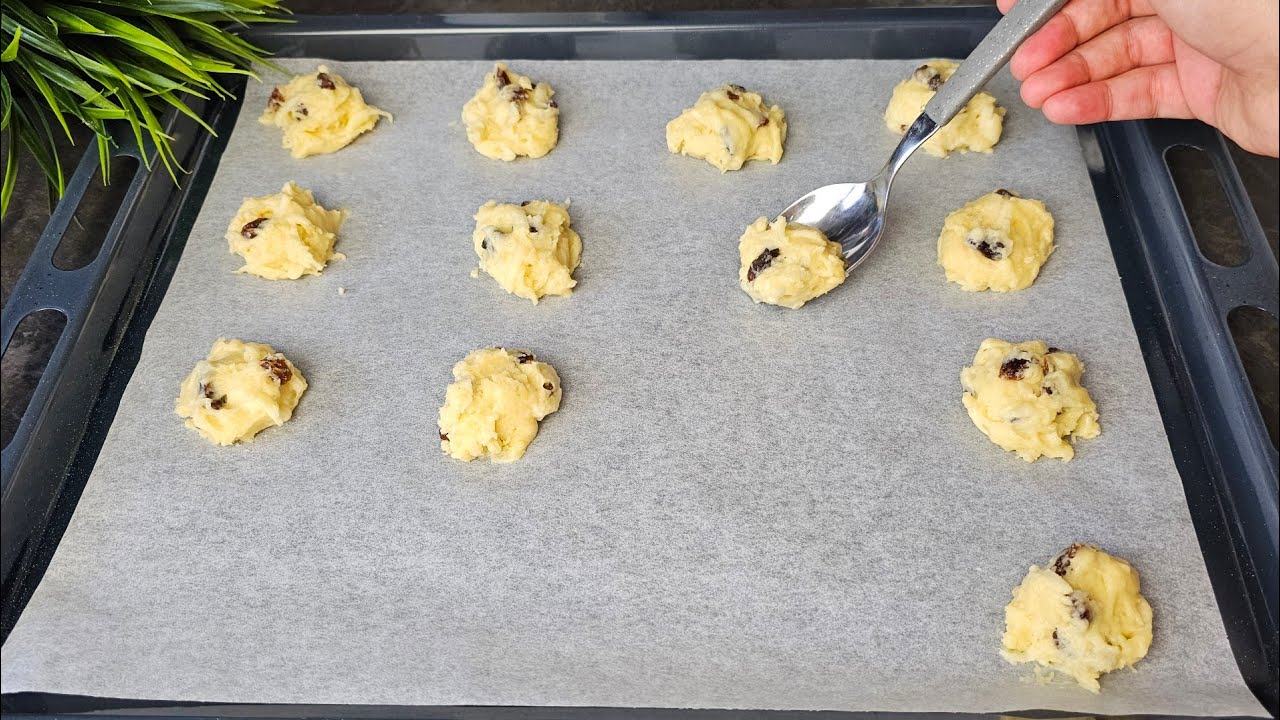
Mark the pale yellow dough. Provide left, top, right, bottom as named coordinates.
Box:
left=438, top=348, right=562, bottom=463
left=884, top=60, right=1005, bottom=157
left=473, top=200, right=582, bottom=303
left=1003, top=544, right=1154, bottom=692
left=666, top=84, right=787, bottom=172
left=226, top=182, right=347, bottom=280
left=175, top=338, right=308, bottom=446
left=259, top=65, right=390, bottom=158
left=961, top=339, right=1100, bottom=462
left=938, top=190, right=1055, bottom=292
left=462, top=63, right=559, bottom=161
left=738, top=217, right=846, bottom=309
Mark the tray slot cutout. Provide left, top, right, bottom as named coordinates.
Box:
left=50, top=156, right=140, bottom=271
left=1, top=309, right=67, bottom=450
left=1166, top=144, right=1250, bottom=267
left=1228, top=304, right=1279, bottom=452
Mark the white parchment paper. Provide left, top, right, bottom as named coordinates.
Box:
left=0, top=59, right=1266, bottom=716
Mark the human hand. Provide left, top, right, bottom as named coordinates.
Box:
left=997, top=0, right=1280, bottom=157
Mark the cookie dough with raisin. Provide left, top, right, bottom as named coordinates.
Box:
left=260, top=66, right=390, bottom=158
left=1002, top=544, right=1154, bottom=692
left=462, top=63, right=559, bottom=161
left=226, top=182, right=347, bottom=280
left=438, top=348, right=562, bottom=463
left=666, top=84, right=787, bottom=172
left=738, top=217, right=845, bottom=309
left=884, top=60, right=1005, bottom=157
left=938, top=189, right=1055, bottom=292
left=473, top=200, right=581, bottom=303
left=961, top=339, right=1100, bottom=462
left=175, top=338, right=308, bottom=446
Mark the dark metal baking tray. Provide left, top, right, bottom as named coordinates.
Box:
left=1, top=7, right=1276, bottom=718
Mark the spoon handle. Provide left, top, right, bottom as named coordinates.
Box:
left=923, top=0, right=1068, bottom=126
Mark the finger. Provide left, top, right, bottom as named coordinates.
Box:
left=1019, top=16, right=1175, bottom=108
left=1040, top=64, right=1193, bottom=124
left=1006, top=0, right=1157, bottom=80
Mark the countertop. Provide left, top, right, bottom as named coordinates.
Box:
left=2, top=1, right=1277, bottom=451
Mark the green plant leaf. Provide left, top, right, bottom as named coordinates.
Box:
left=1, top=26, right=21, bottom=62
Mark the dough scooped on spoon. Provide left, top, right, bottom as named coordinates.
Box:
left=738, top=217, right=846, bottom=309
left=884, top=59, right=1005, bottom=157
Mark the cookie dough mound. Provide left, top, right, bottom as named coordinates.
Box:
left=884, top=60, right=1005, bottom=157
left=438, top=348, right=562, bottom=463
left=462, top=63, right=559, bottom=161
left=961, top=339, right=1100, bottom=462
left=175, top=338, right=308, bottom=446
left=738, top=217, right=846, bottom=309
left=473, top=200, right=582, bottom=303
left=259, top=65, right=390, bottom=158
left=938, top=189, right=1055, bottom=292
left=1002, top=544, right=1154, bottom=692
left=666, top=84, right=787, bottom=172
left=226, top=182, right=347, bottom=280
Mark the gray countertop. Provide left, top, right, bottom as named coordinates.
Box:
left=2, top=2, right=1276, bottom=450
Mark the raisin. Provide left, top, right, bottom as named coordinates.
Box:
left=1053, top=544, right=1082, bottom=576
left=495, top=67, right=510, bottom=87
left=995, top=188, right=1016, bottom=198
left=515, top=352, right=534, bottom=364
left=1052, top=629, right=1060, bottom=647
left=260, top=356, right=292, bottom=384
left=1047, top=346, right=1061, bottom=354
left=758, top=117, right=769, bottom=127
left=1042, top=386, right=1054, bottom=395
left=999, top=357, right=1031, bottom=380
left=974, top=239, right=1004, bottom=260
left=509, top=87, right=529, bottom=103
left=481, top=239, right=488, bottom=250
left=549, top=100, right=558, bottom=109
left=726, top=90, right=740, bottom=101
left=267, top=88, right=285, bottom=112
left=439, top=430, right=449, bottom=441
left=520, top=200, right=531, bottom=206
left=529, top=226, right=538, bottom=233
left=316, top=72, right=335, bottom=90
left=200, top=383, right=226, bottom=410
left=240, top=217, right=268, bottom=239
left=1071, top=595, right=1092, bottom=623
left=746, top=248, right=780, bottom=282
left=914, top=65, right=944, bottom=90
left=543, top=382, right=554, bottom=392
left=293, top=105, right=308, bottom=119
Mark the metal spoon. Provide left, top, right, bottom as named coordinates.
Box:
left=781, top=0, right=1068, bottom=270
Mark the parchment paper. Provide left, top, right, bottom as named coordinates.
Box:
left=1, top=59, right=1266, bottom=716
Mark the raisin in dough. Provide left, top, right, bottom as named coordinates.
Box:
left=884, top=60, right=1005, bottom=157
left=175, top=338, right=307, bottom=446
left=260, top=66, right=390, bottom=158
left=961, top=339, right=1100, bottom=462
left=938, top=189, right=1055, bottom=292
left=226, top=182, right=346, bottom=280
left=473, top=200, right=582, bottom=303
left=1002, top=544, right=1154, bottom=692
left=739, top=217, right=846, bottom=309
left=462, top=63, right=559, bottom=161
left=666, top=84, right=787, bottom=172
left=438, top=348, right=562, bottom=463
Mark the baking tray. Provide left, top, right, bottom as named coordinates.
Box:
left=0, top=7, right=1275, bottom=718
